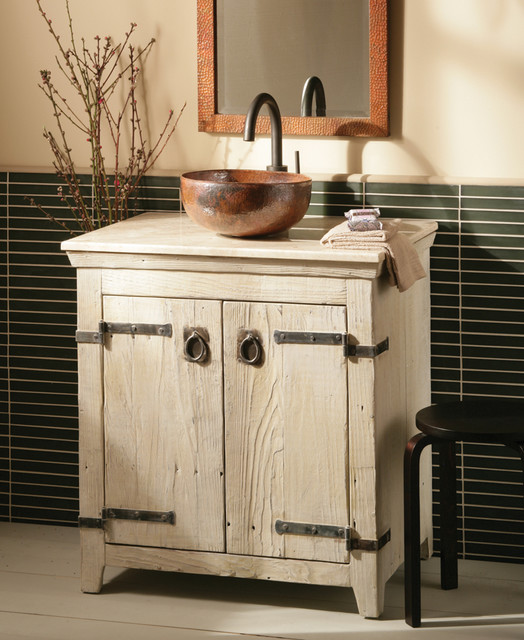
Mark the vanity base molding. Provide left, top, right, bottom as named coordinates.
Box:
left=105, top=544, right=353, bottom=587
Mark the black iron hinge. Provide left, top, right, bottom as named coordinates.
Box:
left=76, top=321, right=172, bottom=344
left=275, top=519, right=391, bottom=552
left=79, top=508, right=175, bottom=529
left=273, top=331, right=389, bottom=359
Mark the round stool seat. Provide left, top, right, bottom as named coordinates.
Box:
left=416, top=399, right=524, bottom=443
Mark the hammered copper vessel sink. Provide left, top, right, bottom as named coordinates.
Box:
left=180, top=169, right=312, bottom=237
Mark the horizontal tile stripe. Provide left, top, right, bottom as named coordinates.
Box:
left=461, top=199, right=524, bottom=212
left=462, top=295, right=524, bottom=309
left=462, top=358, right=524, bottom=372
left=9, top=172, right=90, bottom=184
left=462, top=184, right=524, bottom=198
left=465, top=504, right=524, bottom=520
left=11, top=438, right=77, bottom=454
left=460, top=259, right=524, bottom=273
left=12, top=485, right=79, bottom=501
left=366, top=182, right=459, bottom=196
left=311, top=181, right=362, bottom=194
left=464, top=467, right=523, bottom=482
left=463, top=551, right=524, bottom=563
left=11, top=425, right=78, bottom=439
left=365, top=193, right=459, bottom=210
left=11, top=473, right=78, bottom=488
left=310, top=191, right=362, bottom=206
left=10, top=416, right=78, bottom=430
left=11, top=459, right=77, bottom=475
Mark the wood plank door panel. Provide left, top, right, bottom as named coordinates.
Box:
left=224, top=301, right=349, bottom=563
left=103, top=295, right=225, bottom=551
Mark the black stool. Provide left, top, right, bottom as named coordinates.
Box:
left=404, top=399, right=524, bottom=627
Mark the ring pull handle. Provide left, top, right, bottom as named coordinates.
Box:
left=239, top=332, right=263, bottom=366
left=184, top=330, right=209, bottom=363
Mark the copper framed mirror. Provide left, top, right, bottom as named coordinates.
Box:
left=197, top=0, right=388, bottom=137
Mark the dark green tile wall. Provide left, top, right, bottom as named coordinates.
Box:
left=0, top=173, right=522, bottom=564
left=1, top=172, right=181, bottom=526
left=309, top=179, right=523, bottom=563
left=360, top=181, right=524, bottom=563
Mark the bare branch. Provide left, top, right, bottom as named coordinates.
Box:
left=33, top=0, right=184, bottom=233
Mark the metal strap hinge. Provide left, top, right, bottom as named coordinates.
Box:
left=78, top=517, right=104, bottom=529
left=275, top=519, right=391, bottom=552
left=79, top=508, right=175, bottom=529
left=273, top=331, right=389, bottom=359
left=76, top=320, right=172, bottom=344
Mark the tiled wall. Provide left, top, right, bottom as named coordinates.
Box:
left=0, top=171, right=522, bottom=564
left=0, top=173, right=181, bottom=526
left=312, top=179, right=524, bottom=563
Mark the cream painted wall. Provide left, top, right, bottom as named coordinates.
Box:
left=1, top=0, right=524, bottom=180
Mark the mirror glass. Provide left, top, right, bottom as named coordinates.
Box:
left=216, top=0, right=369, bottom=118
left=197, top=0, right=388, bottom=137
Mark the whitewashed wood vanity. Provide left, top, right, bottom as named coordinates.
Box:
left=62, top=212, right=436, bottom=618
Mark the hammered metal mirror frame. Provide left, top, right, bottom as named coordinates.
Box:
left=197, top=0, right=389, bottom=137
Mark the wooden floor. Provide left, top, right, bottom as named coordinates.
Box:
left=0, top=523, right=523, bottom=639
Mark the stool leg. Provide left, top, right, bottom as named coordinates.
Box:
left=439, top=441, right=458, bottom=590
left=404, top=432, right=433, bottom=628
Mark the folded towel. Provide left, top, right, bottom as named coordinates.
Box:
left=320, top=218, right=426, bottom=292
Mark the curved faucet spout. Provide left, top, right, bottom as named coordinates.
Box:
left=301, top=76, right=326, bottom=117
left=243, top=93, right=287, bottom=172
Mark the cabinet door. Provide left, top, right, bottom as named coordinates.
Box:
left=224, top=302, right=349, bottom=563
left=103, top=295, right=224, bottom=551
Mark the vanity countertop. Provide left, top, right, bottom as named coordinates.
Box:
left=62, top=212, right=437, bottom=269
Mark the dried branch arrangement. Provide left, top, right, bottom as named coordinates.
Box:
left=32, top=0, right=185, bottom=233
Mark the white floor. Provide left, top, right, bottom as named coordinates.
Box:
left=0, top=523, right=523, bottom=639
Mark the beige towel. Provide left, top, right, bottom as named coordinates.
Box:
left=320, top=218, right=426, bottom=292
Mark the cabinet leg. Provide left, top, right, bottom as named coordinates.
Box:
left=80, top=529, right=105, bottom=593
left=350, top=553, right=385, bottom=618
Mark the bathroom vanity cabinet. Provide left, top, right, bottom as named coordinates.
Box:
left=62, top=212, right=436, bottom=618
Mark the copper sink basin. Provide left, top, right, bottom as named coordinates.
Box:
left=180, top=169, right=312, bottom=237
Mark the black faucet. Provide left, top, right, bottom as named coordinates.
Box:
left=243, top=93, right=287, bottom=172
left=300, top=76, right=326, bottom=117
